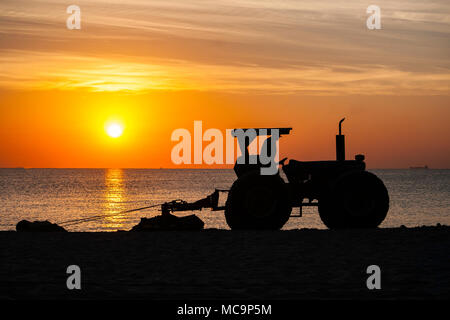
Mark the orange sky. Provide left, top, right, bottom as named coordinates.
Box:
left=0, top=0, right=449, bottom=168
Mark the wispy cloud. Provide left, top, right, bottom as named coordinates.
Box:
left=0, top=0, right=449, bottom=94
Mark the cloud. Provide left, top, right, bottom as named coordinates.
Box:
left=0, top=0, right=449, bottom=94
left=1, top=49, right=448, bottom=95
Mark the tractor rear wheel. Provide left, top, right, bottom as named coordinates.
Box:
left=225, top=172, right=291, bottom=230
left=318, top=171, right=389, bottom=229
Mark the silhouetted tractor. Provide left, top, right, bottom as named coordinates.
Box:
left=161, top=119, right=389, bottom=230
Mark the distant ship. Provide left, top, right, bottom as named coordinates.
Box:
left=410, top=165, right=428, bottom=170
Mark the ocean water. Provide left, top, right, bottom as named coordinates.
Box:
left=0, top=169, right=449, bottom=231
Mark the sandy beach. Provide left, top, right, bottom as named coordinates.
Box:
left=1, top=226, right=449, bottom=300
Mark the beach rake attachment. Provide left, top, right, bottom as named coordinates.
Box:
left=160, top=189, right=228, bottom=216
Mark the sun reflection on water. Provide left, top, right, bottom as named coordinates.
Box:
left=103, top=168, right=127, bottom=230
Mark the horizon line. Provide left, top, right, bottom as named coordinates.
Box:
left=0, top=167, right=447, bottom=170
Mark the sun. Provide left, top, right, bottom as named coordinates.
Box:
left=106, top=123, right=123, bottom=138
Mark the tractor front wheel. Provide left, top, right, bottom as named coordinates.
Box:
left=225, top=172, right=291, bottom=230
left=319, top=171, right=389, bottom=229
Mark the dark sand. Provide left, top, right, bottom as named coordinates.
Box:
left=1, top=226, right=449, bottom=299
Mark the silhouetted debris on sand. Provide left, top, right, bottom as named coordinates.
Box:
left=16, top=220, right=66, bottom=232
left=0, top=226, right=448, bottom=299
left=130, top=214, right=204, bottom=231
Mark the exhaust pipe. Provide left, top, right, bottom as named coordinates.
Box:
left=336, top=118, right=345, bottom=161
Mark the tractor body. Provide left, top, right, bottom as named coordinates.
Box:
left=160, top=119, right=389, bottom=230
left=225, top=119, right=390, bottom=229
